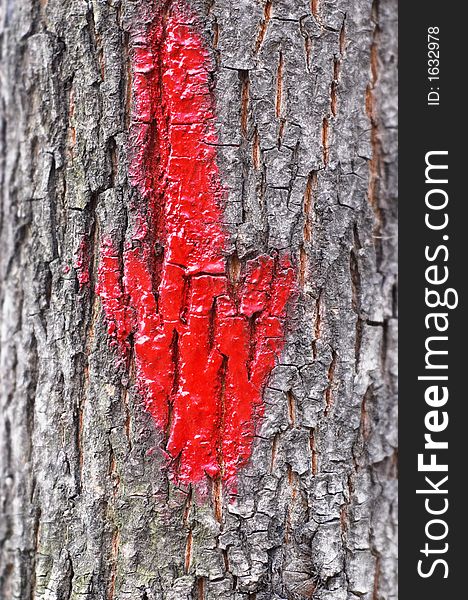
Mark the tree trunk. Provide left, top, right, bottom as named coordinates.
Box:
left=0, top=0, right=397, bottom=599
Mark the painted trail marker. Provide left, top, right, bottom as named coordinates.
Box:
left=97, top=1, right=295, bottom=485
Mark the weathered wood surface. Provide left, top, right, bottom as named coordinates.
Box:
left=0, top=0, right=397, bottom=598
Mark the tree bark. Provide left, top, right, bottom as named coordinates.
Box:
left=0, top=0, right=397, bottom=599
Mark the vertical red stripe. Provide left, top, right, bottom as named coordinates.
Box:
left=97, top=0, right=295, bottom=484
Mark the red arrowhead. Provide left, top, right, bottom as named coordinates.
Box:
left=97, top=1, right=295, bottom=484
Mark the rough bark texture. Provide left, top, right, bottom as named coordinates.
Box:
left=0, top=1, right=397, bottom=599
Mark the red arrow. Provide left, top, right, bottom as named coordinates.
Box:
left=97, top=0, right=295, bottom=484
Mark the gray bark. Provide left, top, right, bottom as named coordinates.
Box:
left=0, top=0, right=397, bottom=599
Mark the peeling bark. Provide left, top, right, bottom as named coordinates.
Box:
left=0, top=1, right=397, bottom=599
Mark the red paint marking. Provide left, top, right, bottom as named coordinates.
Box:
left=96, top=0, right=296, bottom=484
